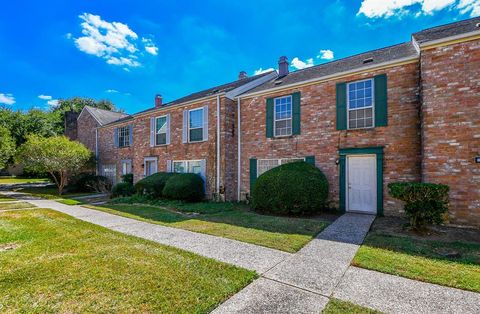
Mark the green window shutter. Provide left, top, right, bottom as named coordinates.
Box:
left=266, top=98, right=274, bottom=138
left=292, top=92, right=301, bottom=135
left=249, top=158, right=257, bottom=193
left=305, top=155, right=315, bottom=165
left=336, top=82, right=347, bottom=130
left=374, top=74, right=388, bottom=127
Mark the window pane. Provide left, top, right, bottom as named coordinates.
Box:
left=156, top=116, right=167, bottom=133
left=190, top=128, right=203, bottom=142
left=189, top=109, right=203, bottom=128
left=275, top=118, right=292, bottom=136
left=257, top=159, right=280, bottom=176
left=188, top=161, right=202, bottom=174
left=156, top=133, right=166, bottom=145
left=173, top=162, right=185, bottom=173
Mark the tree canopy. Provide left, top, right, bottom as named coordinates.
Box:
left=0, top=126, right=15, bottom=169
left=16, top=135, right=92, bottom=194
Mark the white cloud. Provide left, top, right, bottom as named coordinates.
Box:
left=357, top=0, right=478, bottom=18
left=458, top=0, right=480, bottom=16
left=253, top=67, right=275, bottom=75
left=105, top=89, right=119, bottom=93
left=0, top=93, right=15, bottom=105
left=142, top=37, right=159, bottom=55
left=317, top=49, right=334, bottom=60
left=291, top=57, right=314, bottom=70
left=38, top=94, right=52, bottom=100
left=47, top=99, right=59, bottom=108
left=72, top=13, right=158, bottom=69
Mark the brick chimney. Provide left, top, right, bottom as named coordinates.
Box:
left=238, top=71, right=248, bottom=80
left=64, top=110, right=79, bottom=140
left=278, top=56, right=289, bottom=77
left=155, top=94, right=162, bottom=108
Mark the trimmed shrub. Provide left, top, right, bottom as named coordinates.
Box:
left=388, top=182, right=449, bottom=230
left=134, top=172, right=177, bottom=198
left=251, top=162, right=329, bottom=215
left=111, top=182, right=135, bottom=198
left=67, top=172, right=111, bottom=193
left=162, top=173, right=205, bottom=202
left=121, top=173, right=133, bottom=184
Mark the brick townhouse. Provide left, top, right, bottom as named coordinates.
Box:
left=73, top=17, right=480, bottom=226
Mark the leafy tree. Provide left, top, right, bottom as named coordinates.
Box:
left=0, top=108, right=62, bottom=146
left=54, top=97, right=118, bottom=113
left=17, top=135, right=91, bottom=195
left=0, top=126, right=15, bottom=169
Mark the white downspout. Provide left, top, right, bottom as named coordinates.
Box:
left=95, top=128, right=99, bottom=175
left=216, top=95, right=221, bottom=198
left=237, top=97, right=241, bottom=201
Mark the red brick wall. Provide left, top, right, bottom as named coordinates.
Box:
left=420, top=39, right=480, bottom=226
left=97, top=97, right=225, bottom=198
left=77, top=111, right=99, bottom=152
left=239, top=62, right=422, bottom=215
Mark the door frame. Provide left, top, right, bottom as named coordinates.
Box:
left=339, top=147, right=384, bottom=215
left=143, top=157, right=158, bottom=176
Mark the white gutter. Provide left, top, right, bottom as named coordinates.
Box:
left=216, top=95, right=221, bottom=198
left=237, top=97, right=241, bottom=201
left=415, top=29, right=480, bottom=48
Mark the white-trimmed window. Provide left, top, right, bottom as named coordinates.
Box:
left=155, top=115, right=168, bottom=145
left=118, top=126, right=130, bottom=147
left=257, top=157, right=304, bottom=177
left=144, top=157, right=158, bottom=176
left=101, top=164, right=117, bottom=185
left=274, top=96, right=292, bottom=137
left=172, top=159, right=206, bottom=180
left=347, top=79, right=374, bottom=129
left=121, top=160, right=132, bottom=175
left=189, top=108, right=204, bottom=142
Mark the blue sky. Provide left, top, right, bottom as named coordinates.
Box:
left=1, top=0, right=478, bottom=113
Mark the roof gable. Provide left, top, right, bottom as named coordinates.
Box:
left=78, top=106, right=129, bottom=126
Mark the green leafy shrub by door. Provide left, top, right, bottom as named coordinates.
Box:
left=162, top=173, right=205, bottom=202
left=388, top=182, right=449, bottom=230
left=111, top=182, right=135, bottom=197
left=134, top=172, right=177, bottom=198
left=251, top=162, right=328, bottom=215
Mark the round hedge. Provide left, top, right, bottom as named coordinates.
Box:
left=134, top=172, right=177, bottom=198
left=251, top=162, right=328, bottom=215
left=111, top=182, right=135, bottom=198
left=162, top=173, right=205, bottom=202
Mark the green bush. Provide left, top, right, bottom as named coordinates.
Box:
left=251, top=162, right=329, bottom=215
left=67, top=172, right=111, bottom=193
left=134, top=172, right=177, bottom=198
left=121, top=173, right=133, bottom=184
left=162, top=173, right=205, bottom=202
left=111, top=182, right=135, bottom=198
left=388, top=182, right=449, bottom=230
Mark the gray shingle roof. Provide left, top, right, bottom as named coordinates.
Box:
left=133, top=70, right=275, bottom=116
left=245, top=42, right=418, bottom=95
left=84, top=106, right=129, bottom=126
left=413, top=16, right=480, bottom=44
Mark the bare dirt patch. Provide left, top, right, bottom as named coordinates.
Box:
left=371, top=216, right=480, bottom=244
left=0, top=243, right=21, bottom=252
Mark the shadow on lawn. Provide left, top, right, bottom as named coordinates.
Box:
left=362, top=224, right=480, bottom=267
left=96, top=200, right=336, bottom=237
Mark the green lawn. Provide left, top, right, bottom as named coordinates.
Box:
left=0, top=202, right=36, bottom=211
left=0, top=195, right=14, bottom=202
left=86, top=197, right=332, bottom=253
left=0, top=177, right=49, bottom=184
left=353, top=232, right=480, bottom=292
left=0, top=207, right=256, bottom=313
left=323, top=299, right=382, bottom=314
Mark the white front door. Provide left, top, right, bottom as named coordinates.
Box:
left=347, top=155, right=376, bottom=214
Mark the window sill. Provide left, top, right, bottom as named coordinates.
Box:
left=269, top=134, right=298, bottom=140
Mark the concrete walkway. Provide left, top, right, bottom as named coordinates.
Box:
left=3, top=191, right=480, bottom=313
